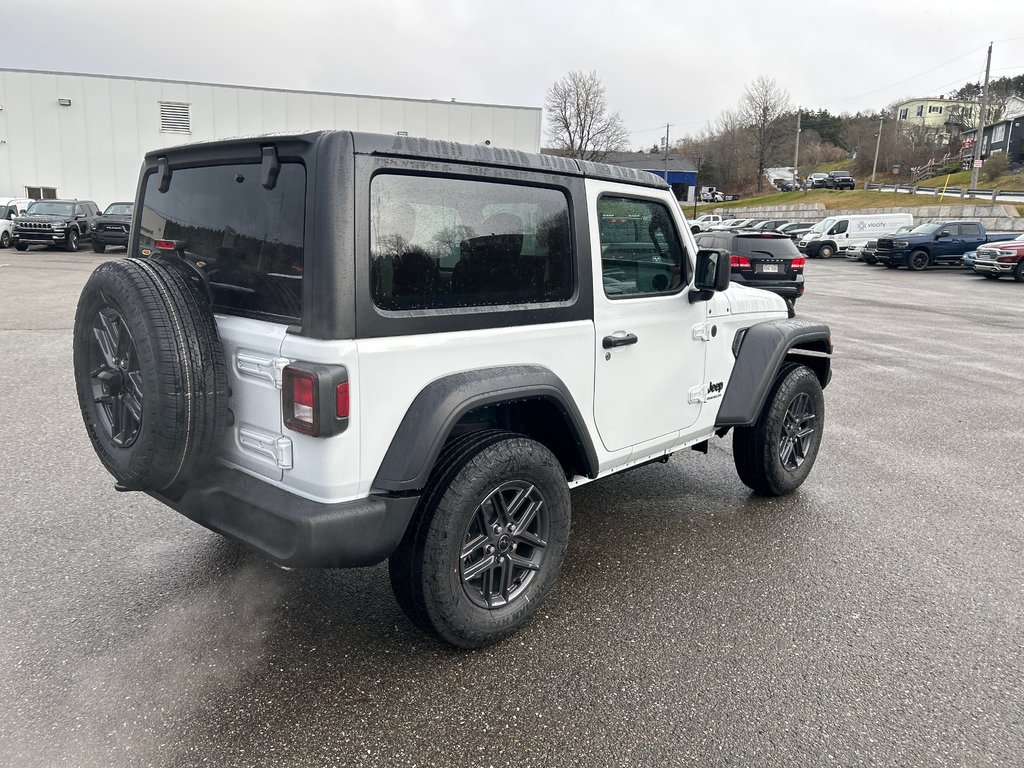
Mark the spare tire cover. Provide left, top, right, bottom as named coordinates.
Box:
left=73, top=258, right=228, bottom=492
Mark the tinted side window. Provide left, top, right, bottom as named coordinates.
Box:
left=139, top=163, right=305, bottom=322
left=944, top=224, right=960, bottom=236
left=598, top=196, right=687, bottom=298
left=370, top=174, right=573, bottom=311
left=831, top=220, right=849, bottom=235
left=960, top=223, right=981, bottom=236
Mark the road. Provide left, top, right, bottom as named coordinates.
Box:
left=1, top=250, right=1022, bottom=767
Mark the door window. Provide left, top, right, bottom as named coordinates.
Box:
left=598, top=196, right=687, bottom=298
left=960, top=223, right=981, bottom=237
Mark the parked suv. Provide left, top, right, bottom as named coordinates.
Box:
left=807, top=173, right=829, bottom=189
left=91, top=202, right=135, bottom=253
left=1, top=197, right=34, bottom=248
left=72, top=132, right=832, bottom=648
left=13, top=199, right=100, bottom=251
left=694, top=230, right=806, bottom=305
left=825, top=171, right=855, bottom=190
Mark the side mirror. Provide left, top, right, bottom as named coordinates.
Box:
left=938, top=230, right=950, bottom=238
left=690, top=248, right=730, bottom=302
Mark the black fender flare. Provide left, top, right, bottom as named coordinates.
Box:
left=715, top=319, right=832, bottom=427
left=373, top=365, right=598, bottom=493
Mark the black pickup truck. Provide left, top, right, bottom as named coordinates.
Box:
left=874, top=220, right=1020, bottom=271
left=13, top=199, right=101, bottom=252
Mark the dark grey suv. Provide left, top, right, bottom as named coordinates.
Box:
left=694, top=231, right=805, bottom=304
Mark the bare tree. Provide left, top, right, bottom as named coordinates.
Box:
left=739, top=77, right=792, bottom=192
left=545, top=71, right=630, bottom=162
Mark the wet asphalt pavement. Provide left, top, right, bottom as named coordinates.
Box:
left=1, top=250, right=1022, bottom=767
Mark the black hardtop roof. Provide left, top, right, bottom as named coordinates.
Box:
left=146, top=131, right=670, bottom=191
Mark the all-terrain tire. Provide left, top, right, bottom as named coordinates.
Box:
left=15, top=242, right=28, bottom=251
left=92, top=242, right=106, bottom=254
left=73, top=258, right=228, bottom=492
left=733, top=363, right=825, bottom=496
left=65, top=230, right=79, bottom=252
left=389, top=432, right=571, bottom=648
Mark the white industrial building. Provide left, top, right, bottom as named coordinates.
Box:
left=0, top=68, right=542, bottom=207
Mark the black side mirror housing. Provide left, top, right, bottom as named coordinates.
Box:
left=938, top=230, right=950, bottom=238
left=689, top=248, right=730, bottom=302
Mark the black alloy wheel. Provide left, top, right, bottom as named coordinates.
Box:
left=88, top=306, right=143, bottom=448
left=66, top=230, right=79, bottom=252
left=779, top=391, right=816, bottom=471
left=0, top=231, right=9, bottom=248
left=909, top=250, right=929, bottom=271
left=459, top=480, right=549, bottom=609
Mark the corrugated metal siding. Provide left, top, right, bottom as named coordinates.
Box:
left=0, top=69, right=542, bottom=206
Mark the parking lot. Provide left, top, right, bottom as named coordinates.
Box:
left=1, top=251, right=1022, bottom=767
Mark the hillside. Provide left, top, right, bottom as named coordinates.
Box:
left=691, top=189, right=1024, bottom=217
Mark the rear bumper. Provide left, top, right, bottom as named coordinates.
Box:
left=149, top=467, right=419, bottom=568
left=732, top=274, right=804, bottom=300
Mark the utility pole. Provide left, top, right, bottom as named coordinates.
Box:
left=871, top=114, right=884, bottom=184
left=793, top=111, right=801, bottom=188
left=663, top=123, right=671, bottom=183
left=970, top=41, right=993, bottom=189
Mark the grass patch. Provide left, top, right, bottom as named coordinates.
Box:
left=914, top=170, right=1022, bottom=190
left=812, top=159, right=855, bottom=173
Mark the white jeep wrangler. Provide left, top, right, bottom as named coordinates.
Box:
left=73, top=132, right=831, bottom=648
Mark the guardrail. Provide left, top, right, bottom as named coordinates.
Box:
left=865, top=183, right=1024, bottom=202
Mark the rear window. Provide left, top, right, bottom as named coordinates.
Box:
left=370, top=174, right=573, bottom=311
left=732, top=235, right=800, bottom=259
left=138, top=162, right=305, bottom=323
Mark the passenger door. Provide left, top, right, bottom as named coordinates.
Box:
left=957, top=222, right=985, bottom=257
left=590, top=184, right=707, bottom=454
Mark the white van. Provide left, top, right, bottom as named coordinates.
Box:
left=798, top=213, right=914, bottom=258
left=0, top=197, right=35, bottom=249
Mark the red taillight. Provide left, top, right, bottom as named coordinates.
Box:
left=285, top=368, right=317, bottom=435
left=336, top=381, right=350, bottom=419
left=282, top=364, right=350, bottom=437
left=730, top=255, right=751, bottom=269
left=791, top=257, right=806, bottom=269
left=154, top=239, right=177, bottom=251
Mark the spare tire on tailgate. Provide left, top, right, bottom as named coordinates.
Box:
left=73, top=258, right=228, bottom=492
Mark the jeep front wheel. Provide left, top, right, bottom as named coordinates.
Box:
left=65, top=230, right=79, bottom=252
left=389, top=432, right=570, bottom=648
left=733, top=363, right=825, bottom=496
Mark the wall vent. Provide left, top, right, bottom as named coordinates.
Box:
left=159, top=101, right=191, bottom=134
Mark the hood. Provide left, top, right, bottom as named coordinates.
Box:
left=16, top=213, right=71, bottom=223
left=712, top=282, right=788, bottom=318
left=96, top=214, right=132, bottom=224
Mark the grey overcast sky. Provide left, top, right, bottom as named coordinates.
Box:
left=3, top=0, right=1022, bottom=147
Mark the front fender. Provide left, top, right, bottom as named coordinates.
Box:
left=715, top=319, right=832, bottom=427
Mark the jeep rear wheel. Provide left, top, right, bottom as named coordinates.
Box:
left=733, top=363, right=825, bottom=496
left=908, top=249, right=929, bottom=271
left=389, top=432, right=570, bottom=648
left=73, top=258, right=228, bottom=492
